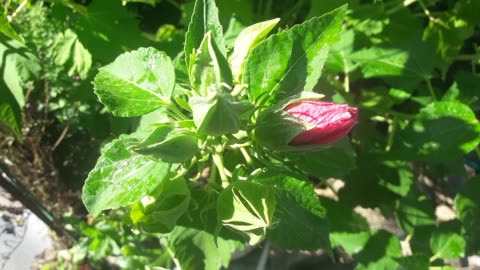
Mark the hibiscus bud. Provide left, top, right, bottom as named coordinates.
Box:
left=254, top=94, right=358, bottom=151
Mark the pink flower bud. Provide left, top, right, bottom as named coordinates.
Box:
left=284, top=101, right=358, bottom=146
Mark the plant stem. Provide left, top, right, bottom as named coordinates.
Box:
left=386, top=117, right=396, bottom=152
left=240, top=147, right=253, bottom=166
left=425, top=79, right=437, bottom=101
left=343, top=52, right=350, bottom=93
left=455, top=54, right=480, bottom=61
left=212, top=153, right=229, bottom=187
left=8, top=0, right=27, bottom=22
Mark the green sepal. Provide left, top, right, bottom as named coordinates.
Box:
left=189, top=90, right=248, bottom=136
left=254, top=93, right=325, bottom=151
left=130, top=124, right=199, bottom=163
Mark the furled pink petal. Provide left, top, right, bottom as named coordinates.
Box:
left=284, top=101, right=358, bottom=146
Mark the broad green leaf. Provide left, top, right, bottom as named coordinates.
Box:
left=256, top=174, right=331, bottom=251
left=321, top=198, right=370, bottom=254
left=131, top=125, right=198, bottom=163
left=354, top=230, right=402, bottom=270
left=280, top=138, right=355, bottom=179
left=455, top=176, right=480, bottom=254
left=330, top=232, right=370, bottom=255
left=218, top=181, right=276, bottom=245
left=326, top=29, right=358, bottom=73
left=351, top=39, right=435, bottom=90
left=455, top=0, right=480, bottom=25
left=340, top=152, right=411, bottom=208
left=130, top=177, right=190, bottom=233
left=409, top=225, right=436, bottom=256
left=189, top=31, right=232, bottom=96
left=0, top=3, right=23, bottom=43
left=51, top=29, right=92, bottom=79
left=229, top=18, right=280, bottom=79
left=423, top=14, right=473, bottom=74
left=170, top=188, right=243, bottom=270
left=74, top=0, right=148, bottom=62
left=242, top=5, right=347, bottom=105
left=396, top=196, right=436, bottom=234
left=0, top=100, right=22, bottom=140
left=430, top=230, right=465, bottom=259
left=395, top=254, right=429, bottom=270
left=389, top=101, right=480, bottom=162
left=93, top=47, right=175, bottom=117
left=0, top=37, right=40, bottom=140
left=184, top=0, right=225, bottom=68
left=82, top=135, right=171, bottom=217
left=0, top=37, right=40, bottom=108
left=442, top=71, right=480, bottom=111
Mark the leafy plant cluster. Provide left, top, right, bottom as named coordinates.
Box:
left=0, top=0, right=479, bottom=269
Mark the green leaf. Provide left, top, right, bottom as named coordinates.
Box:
left=423, top=14, right=473, bottom=74
left=184, top=0, right=225, bottom=68
left=321, top=198, right=370, bottom=254
left=351, top=39, right=435, bottom=90
left=51, top=29, right=92, bottom=79
left=389, top=101, right=480, bottom=162
left=442, top=71, right=480, bottom=111
left=130, top=125, right=198, bottom=163
left=93, top=47, right=175, bottom=117
left=74, top=0, right=148, bottom=62
left=0, top=100, right=22, bottom=140
left=353, top=230, right=402, bottom=270
left=455, top=176, right=480, bottom=254
left=255, top=174, right=331, bottom=251
left=218, top=181, right=276, bottom=245
left=339, top=153, right=412, bottom=208
left=326, top=29, right=358, bottom=73
left=189, top=31, right=232, bottom=96
left=0, top=37, right=40, bottom=140
left=430, top=230, right=465, bottom=259
left=130, top=177, right=190, bottom=233
left=395, top=254, right=430, bottom=270
left=169, top=188, right=243, bottom=270
left=396, top=196, right=436, bottom=234
left=82, top=135, right=171, bottom=217
left=280, top=138, right=355, bottom=179
left=229, top=18, right=280, bottom=79
left=242, top=5, right=347, bottom=105
left=0, top=37, right=40, bottom=108
left=0, top=3, right=23, bottom=43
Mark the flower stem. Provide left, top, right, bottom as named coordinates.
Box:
left=240, top=147, right=253, bottom=166
left=212, top=153, right=229, bottom=187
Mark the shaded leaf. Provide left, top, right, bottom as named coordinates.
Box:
left=455, top=176, right=480, bottom=254
left=256, top=174, right=331, bottom=251
left=170, top=188, right=243, bottom=270
left=389, top=101, right=480, bottom=162
left=51, top=29, right=92, bottom=79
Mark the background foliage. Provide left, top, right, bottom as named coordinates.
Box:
left=0, top=0, right=479, bottom=269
